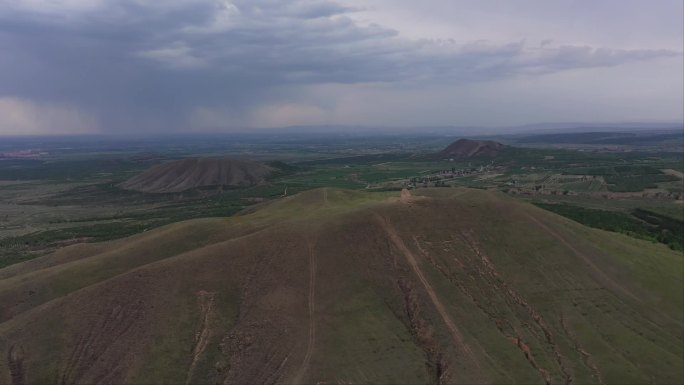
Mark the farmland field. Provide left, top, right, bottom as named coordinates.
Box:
left=1, top=133, right=682, bottom=268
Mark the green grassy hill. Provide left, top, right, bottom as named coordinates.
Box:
left=0, top=188, right=681, bottom=384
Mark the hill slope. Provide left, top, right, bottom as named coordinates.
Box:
left=0, top=188, right=681, bottom=384
left=438, top=138, right=505, bottom=158
left=120, top=158, right=275, bottom=193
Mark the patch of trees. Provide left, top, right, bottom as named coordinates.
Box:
left=563, top=165, right=679, bottom=192
left=604, top=174, right=679, bottom=192
left=632, top=209, right=684, bottom=251
left=534, top=203, right=684, bottom=251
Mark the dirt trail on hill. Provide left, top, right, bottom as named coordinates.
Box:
left=524, top=213, right=641, bottom=304
left=292, top=240, right=317, bottom=384
left=400, top=188, right=412, bottom=203
left=375, top=214, right=478, bottom=367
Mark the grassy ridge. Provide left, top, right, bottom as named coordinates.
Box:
left=0, top=188, right=681, bottom=384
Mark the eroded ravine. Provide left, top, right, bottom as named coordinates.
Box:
left=7, top=344, right=26, bottom=385
left=411, top=231, right=562, bottom=385
left=375, top=214, right=480, bottom=376
left=185, top=290, right=216, bottom=385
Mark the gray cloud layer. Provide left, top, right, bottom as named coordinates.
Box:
left=0, top=0, right=681, bottom=133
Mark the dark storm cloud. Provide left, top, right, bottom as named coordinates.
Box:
left=0, top=0, right=679, bottom=132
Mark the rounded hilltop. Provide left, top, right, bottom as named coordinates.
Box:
left=0, top=188, right=680, bottom=384
left=120, top=157, right=275, bottom=193
left=438, top=138, right=505, bottom=158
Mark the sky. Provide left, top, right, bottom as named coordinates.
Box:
left=0, top=0, right=682, bottom=135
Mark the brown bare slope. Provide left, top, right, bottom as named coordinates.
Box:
left=120, top=158, right=275, bottom=193
left=0, top=188, right=681, bottom=384
left=438, top=138, right=505, bottom=158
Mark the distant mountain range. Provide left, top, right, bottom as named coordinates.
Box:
left=437, top=138, right=505, bottom=158
left=1, top=122, right=681, bottom=141
left=513, top=131, right=684, bottom=146
left=219, top=122, right=684, bottom=136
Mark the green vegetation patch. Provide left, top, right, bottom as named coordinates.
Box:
left=534, top=202, right=684, bottom=251
left=604, top=174, right=679, bottom=192
left=563, top=165, right=679, bottom=192
left=0, top=158, right=146, bottom=182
